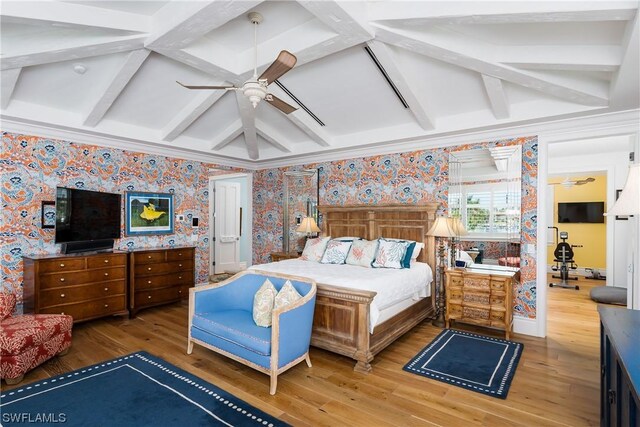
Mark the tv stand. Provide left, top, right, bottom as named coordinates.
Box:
left=61, top=239, right=114, bottom=254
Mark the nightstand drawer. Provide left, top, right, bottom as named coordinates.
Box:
left=491, top=280, right=507, bottom=292
left=464, top=276, right=491, bottom=291
left=463, top=292, right=490, bottom=305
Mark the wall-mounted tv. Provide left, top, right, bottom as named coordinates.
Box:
left=557, top=202, right=605, bottom=223
left=55, top=187, right=121, bottom=244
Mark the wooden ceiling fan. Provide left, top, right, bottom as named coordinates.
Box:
left=177, top=12, right=297, bottom=114
left=550, top=177, right=595, bottom=188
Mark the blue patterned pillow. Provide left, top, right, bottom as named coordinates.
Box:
left=372, top=238, right=411, bottom=269
left=320, top=239, right=353, bottom=264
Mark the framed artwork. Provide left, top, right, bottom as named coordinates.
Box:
left=615, top=189, right=629, bottom=220
left=41, top=201, right=56, bottom=229
left=125, top=192, right=174, bottom=236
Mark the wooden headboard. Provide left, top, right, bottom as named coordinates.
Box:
left=318, top=204, right=438, bottom=273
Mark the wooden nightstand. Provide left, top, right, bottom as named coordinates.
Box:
left=445, top=266, right=517, bottom=339
left=270, top=252, right=300, bottom=262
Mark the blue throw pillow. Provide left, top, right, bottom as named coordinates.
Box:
left=402, top=242, right=416, bottom=268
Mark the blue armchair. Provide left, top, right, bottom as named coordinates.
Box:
left=188, top=271, right=317, bottom=395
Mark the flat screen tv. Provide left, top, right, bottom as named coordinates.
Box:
left=55, top=187, right=121, bottom=243
left=557, top=202, right=605, bottom=223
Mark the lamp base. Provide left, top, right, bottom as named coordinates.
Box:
left=432, top=317, right=445, bottom=328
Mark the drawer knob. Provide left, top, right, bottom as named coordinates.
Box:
left=178, top=290, right=182, bottom=294
left=104, top=304, right=109, bottom=308
left=104, top=259, right=109, bottom=263
left=104, top=272, right=109, bottom=277
left=148, top=267, right=152, bottom=271
left=60, top=293, right=65, bottom=298
left=148, top=280, right=152, bottom=284
left=60, top=263, right=65, bottom=267
left=61, top=312, right=64, bottom=315
left=104, top=287, right=109, bottom=291
left=178, top=253, right=182, bottom=256
left=148, top=295, right=152, bottom=299
left=178, top=276, right=182, bottom=280
left=178, top=264, right=182, bottom=267
left=60, top=278, right=65, bottom=282
left=148, top=255, right=152, bottom=259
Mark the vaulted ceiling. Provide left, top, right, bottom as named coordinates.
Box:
left=1, top=1, right=639, bottom=168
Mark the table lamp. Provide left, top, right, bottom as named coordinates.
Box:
left=296, top=216, right=320, bottom=238
left=427, top=216, right=457, bottom=327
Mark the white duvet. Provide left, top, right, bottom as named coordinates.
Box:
left=249, top=259, right=432, bottom=332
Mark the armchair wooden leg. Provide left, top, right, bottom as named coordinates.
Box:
left=58, top=348, right=69, bottom=356
left=269, top=373, right=277, bottom=395
left=5, top=374, right=24, bottom=385
left=187, top=340, right=194, bottom=355
left=305, top=354, right=312, bottom=368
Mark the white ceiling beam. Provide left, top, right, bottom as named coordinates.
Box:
left=1, top=2, right=150, bottom=33
left=210, top=119, right=243, bottom=151
left=255, top=119, right=293, bottom=153
left=365, top=40, right=435, bottom=130
left=368, top=1, right=638, bottom=24
left=481, top=75, right=510, bottom=120
left=84, top=49, right=150, bottom=127
left=373, top=24, right=609, bottom=107
left=146, top=0, right=262, bottom=50
left=235, top=93, right=259, bottom=160
left=610, top=14, right=640, bottom=109
left=154, top=48, right=242, bottom=86
left=1, top=69, right=21, bottom=109
left=162, top=90, right=228, bottom=141
left=0, top=35, right=146, bottom=71
left=297, top=0, right=374, bottom=39
left=496, top=45, right=622, bottom=72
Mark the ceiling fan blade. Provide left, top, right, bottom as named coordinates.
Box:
left=176, top=81, right=236, bottom=90
left=267, top=94, right=297, bottom=114
left=258, top=50, right=297, bottom=84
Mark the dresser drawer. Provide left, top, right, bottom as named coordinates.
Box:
left=134, top=251, right=166, bottom=264
left=490, top=294, right=506, bottom=307
left=449, top=275, right=463, bottom=287
left=490, top=309, right=506, bottom=322
left=463, top=291, right=490, bottom=306
left=463, top=276, right=491, bottom=291
left=40, top=280, right=126, bottom=307
left=463, top=305, right=490, bottom=321
left=40, top=267, right=126, bottom=289
left=40, top=295, right=126, bottom=321
left=86, top=254, right=127, bottom=269
left=134, top=261, right=191, bottom=276
left=449, top=287, right=463, bottom=302
left=166, top=248, right=194, bottom=261
left=38, top=258, right=85, bottom=274
left=491, top=280, right=508, bottom=292
left=448, top=303, right=463, bottom=318
left=134, top=286, right=182, bottom=308
left=136, top=274, right=169, bottom=290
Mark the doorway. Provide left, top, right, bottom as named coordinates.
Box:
left=209, top=173, right=252, bottom=277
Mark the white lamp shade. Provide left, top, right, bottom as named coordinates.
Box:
left=427, top=216, right=457, bottom=238
left=606, top=164, right=640, bottom=216
left=451, top=217, right=468, bottom=237
left=296, top=216, right=321, bottom=234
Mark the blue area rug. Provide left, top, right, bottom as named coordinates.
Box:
left=403, top=329, right=523, bottom=399
left=0, top=352, right=288, bottom=427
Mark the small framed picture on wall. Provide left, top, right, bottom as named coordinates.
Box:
left=41, top=201, right=56, bottom=229
left=125, top=192, right=174, bottom=236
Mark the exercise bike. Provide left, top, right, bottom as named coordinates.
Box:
left=548, top=227, right=582, bottom=290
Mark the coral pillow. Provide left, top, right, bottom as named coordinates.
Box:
left=345, top=239, right=379, bottom=268
left=300, top=236, right=331, bottom=262
left=253, top=279, right=277, bottom=327
left=274, top=280, right=302, bottom=310
left=372, top=238, right=410, bottom=269
left=320, top=239, right=353, bottom=264
left=0, top=292, right=16, bottom=320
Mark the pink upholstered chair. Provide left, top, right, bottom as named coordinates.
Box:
left=0, top=292, right=73, bottom=384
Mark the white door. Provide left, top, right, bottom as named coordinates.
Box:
left=214, top=181, right=241, bottom=274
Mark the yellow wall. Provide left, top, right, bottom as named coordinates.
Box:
left=547, top=175, right=606, bottom=269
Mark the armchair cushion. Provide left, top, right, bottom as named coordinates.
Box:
left=193, top=310, right=271, bottom=356
left=1, top=314, right=73, bottom=357
left=0, top=292, right=16, bottom=320
left=274, top=280, right=302, bottom=310
left=253, top=278, right=277, bottom=327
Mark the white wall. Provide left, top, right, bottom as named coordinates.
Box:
left=548, top=135, right=634, bottom=288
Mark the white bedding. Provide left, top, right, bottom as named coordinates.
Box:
left=249, top=259, right=432, bottom=332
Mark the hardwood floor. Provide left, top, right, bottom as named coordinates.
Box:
left=3, top=276, right=607, bottom=426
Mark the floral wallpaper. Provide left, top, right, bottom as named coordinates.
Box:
left=253, top=136, right=538, bottom=319
left=1, top=132, right=216, bottom=310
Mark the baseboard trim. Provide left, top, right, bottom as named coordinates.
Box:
left=513, top=316, right=540, bottom=337
left=546, top=265, right=607, bottom=278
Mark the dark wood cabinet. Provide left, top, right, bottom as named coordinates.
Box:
left=23, top=252, right=129, bottom=322
left=128, top=247, right=195, bottom=317
left=599, top=305, right=639, bottom=427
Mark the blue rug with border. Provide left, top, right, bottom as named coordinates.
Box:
left=0, top=351, right=288, bottom=427
left=403, top=329, right=523, bottom=399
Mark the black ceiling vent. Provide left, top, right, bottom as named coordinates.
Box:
left=274, top=80, right=325, bottom=127
left=363, top=45, right=409, bottom=109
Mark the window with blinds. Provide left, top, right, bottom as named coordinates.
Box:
left=449, top=183, right=520, bottom=237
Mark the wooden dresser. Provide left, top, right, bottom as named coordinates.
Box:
left=23, top=252, right=128, bottom=322
left=445, top=266, right=517, bottom=339
left=598, top=305, right=639, bottom=427
left=129, top=247, right=195, bottom=317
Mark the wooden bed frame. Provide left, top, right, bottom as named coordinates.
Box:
left=311, top=204, right=438, bottom=373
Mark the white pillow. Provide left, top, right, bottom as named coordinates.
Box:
left=253, top=279, right=277, bottom=327
left=384, top=238, right=424, bottom=259
left=274, top=280, right=302, bottom=310
left=320, top=239, right=353, bottom=264
left=345, top=239, right=379, bottom=268
left=372, top=238, right=410, bottom=269
left=300, top=236, right=331, bottom=262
